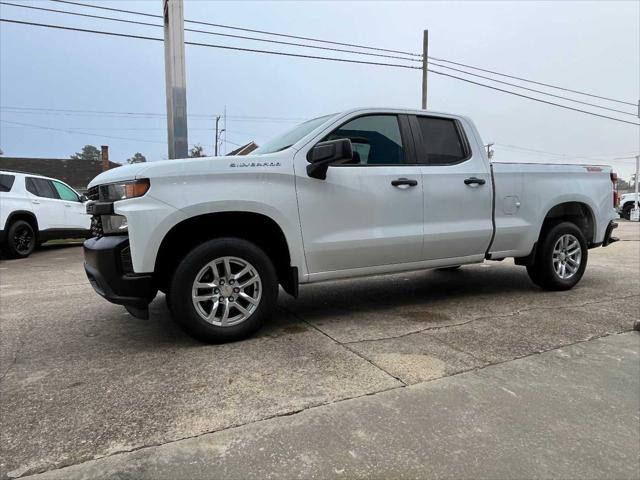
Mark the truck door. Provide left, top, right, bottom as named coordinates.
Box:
left=295, top=114, right=424, bottom=274
left=409, top=115, right=493, bottom=261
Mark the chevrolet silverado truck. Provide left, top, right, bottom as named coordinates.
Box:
left=83, top=108, right=619, bottom=342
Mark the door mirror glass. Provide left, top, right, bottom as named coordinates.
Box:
left=79, top=194, right=88, bottom=203
left=306, top=138, right=353, bottom=180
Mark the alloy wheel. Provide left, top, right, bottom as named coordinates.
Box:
left=552, top=234, right=582, bottom=280
left=191, top=256, right=262, bottom=326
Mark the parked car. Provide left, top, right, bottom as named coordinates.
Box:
left=0, top=170, right=90, bottom=258
left=618, top=192, right=639, bottom=219
left=83, top=108, right=619, bottom=342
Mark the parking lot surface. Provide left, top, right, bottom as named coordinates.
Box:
left=1, top=221, right=639, bottom=478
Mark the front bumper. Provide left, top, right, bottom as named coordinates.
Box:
left=84, top=235, right=157, bottom=309
left=602, top=220, right=619, bottom=247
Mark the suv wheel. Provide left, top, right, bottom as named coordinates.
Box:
left=526, top=221, right=587, bottom=291
left=168, top=238, right=278, bottom=343
left=5, top=220, right=36, bottom=258
left=621, top=203, right=633, bottom=220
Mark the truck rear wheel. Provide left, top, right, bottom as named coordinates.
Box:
left=527, top=221, right=587, bottom=291
left=168, top=237, right=278, bottom=343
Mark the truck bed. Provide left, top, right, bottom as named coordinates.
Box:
left=489, top=162, right=615, bottom=258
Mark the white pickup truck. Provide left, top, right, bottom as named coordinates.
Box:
left=83, top=108, right=619, bottom=342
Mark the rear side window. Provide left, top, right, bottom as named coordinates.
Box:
left=53, top=181, right=80, bottom=201
left=26, top=177, right=59, bottom=199
left=0, top=174, right=15, bottom=192
left=416, top=117, right=467, bottom=165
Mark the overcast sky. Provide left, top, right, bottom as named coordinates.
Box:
left=1, top=0, right=638, bottom=179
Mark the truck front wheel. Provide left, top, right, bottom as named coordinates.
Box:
left=168, top=238, right=278, bottom=343
left=526, top=221, right=588, bottom=291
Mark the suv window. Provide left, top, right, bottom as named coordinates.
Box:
left=26, top=177, right=59, bottom=199
left=53, top=181, right=80, bottom=202
left=416, top=116, right=467, bottom=165
left=324, top=115, right=405, bottom=165
left=0, top=174, right=15, bottom=192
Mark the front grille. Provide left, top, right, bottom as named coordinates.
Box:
left=90, top=215, right=103, bottom=238
left=87, top=185, right=99, bottom=201
left=120, top=246, right=134, bottom=274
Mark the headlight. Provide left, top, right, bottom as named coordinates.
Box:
left=102, top=214, right=128, bottom=234
left=101, top=179, right=150, bottom=201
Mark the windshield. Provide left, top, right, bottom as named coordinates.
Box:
left=252, top=114, right=335, bottom=155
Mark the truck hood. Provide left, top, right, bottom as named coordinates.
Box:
left=88, top=153, right=286, bottom=187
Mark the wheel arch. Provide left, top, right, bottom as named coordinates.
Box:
left=154, top=211, right=297, bottom=296
left=5, top=210, right=39, bottom=236
left=539, top=201, right=596, bottom=245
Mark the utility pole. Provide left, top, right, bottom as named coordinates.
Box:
left=214, top=116, right=225, bottom=156
left=163, top=0, right=188, bottom=159
left=421, top=30, right=429, bottom=110
left=633, top=154, right=640, bottom=221
left=485, top=142, right=494, bottom=159
left=634, top=100, right=640, bottom=221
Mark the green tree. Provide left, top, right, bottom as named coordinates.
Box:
left=189, top=144, right=206, bottom=158
left=70, top=145, right=101, bottom=161
left=127, top=152, right=147, bottom=164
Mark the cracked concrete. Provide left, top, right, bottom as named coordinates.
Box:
left=1, top=222, right=639, bottom=478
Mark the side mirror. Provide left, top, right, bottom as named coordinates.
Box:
left=306, top=138, right=353, bottom=180
left=79, top=194, right=88, bottom=202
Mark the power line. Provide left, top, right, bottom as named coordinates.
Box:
left=2, top=18, right=637, bottom=126
left=0, top=119, right=168, bottom=144
left=493, top=143, right=622, bottom=161
left=49, top=0, right=422, bottom=58
left=0, top=1, right=422, bottom=63
left=428, top=60, right=637, bottom=117
left=49, top=0, right=638, bottom=106
left=0, top=105, right=305, bottom=122
left=0, top=18, right=421, bottom=71
left=428, top=55, right=636, bottom=107
left=427, top=68, right=640, bottom=126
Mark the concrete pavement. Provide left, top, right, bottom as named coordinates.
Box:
left=1, top=221, right=638, bottom=478
left=25, top=332, right=640, bottom=480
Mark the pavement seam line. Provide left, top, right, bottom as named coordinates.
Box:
left=276, top=305, right=408, bottom=387
left=16, top=331, right=636, bottom=479
left=340, top=293, right=640, bottom=346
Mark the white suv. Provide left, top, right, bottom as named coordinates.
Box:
left=0, top=170, right=90, bottom=258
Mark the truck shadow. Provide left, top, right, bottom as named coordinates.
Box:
left=279, top=264, right=539, bottom=322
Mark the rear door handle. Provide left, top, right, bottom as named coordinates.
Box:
left=391, top=178, right=418, bottom=187
left=31, top=200, right=40, bottom=204
left=464, top=177, right=486, bottom=186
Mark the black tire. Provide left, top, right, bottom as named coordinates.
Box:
left=436, top=265, right=461, bottom=271
left=168, top=238, right=278, bottom=343
left=527, top=221, right=588, bottom=291
left=525, top=264, right=543, bottom=287
left=4, top=220, right=36, bottom=258
left=621, top=204, right=632, bottom=220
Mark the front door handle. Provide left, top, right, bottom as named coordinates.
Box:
left=31, top=200, right=40, bottom=204
left=464, top=177, right=486, bottom=186
left=391, top=178, right=418, bottom=187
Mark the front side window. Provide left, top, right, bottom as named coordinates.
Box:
left=417, top=117, right=467, bottom=165
left=53, top=181, right=80, bottom=201
left=324, top=115, right=405, bottom=165
left=0, top=174, right=15, bottom=192
left=26, top=177, right=59, bottom=199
